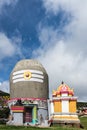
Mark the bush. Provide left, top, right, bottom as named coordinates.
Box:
left=0, top=107, right=10, bottom=119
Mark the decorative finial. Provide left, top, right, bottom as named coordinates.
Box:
left=61, top=81, right=64, bottom=84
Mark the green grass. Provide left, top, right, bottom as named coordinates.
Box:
left=0, top=126, right=80, bottom=130
left=80, top=116, right=87, bottom=129
left=0, top=117, right=87, bottom=130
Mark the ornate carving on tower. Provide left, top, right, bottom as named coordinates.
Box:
left=52, top=82, right=74, bottom=97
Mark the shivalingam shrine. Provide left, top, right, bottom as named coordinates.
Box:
left=7, top=59, right=80, bottom=127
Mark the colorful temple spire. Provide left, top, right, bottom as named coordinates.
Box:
left=52, top=82, right=74, bottom=97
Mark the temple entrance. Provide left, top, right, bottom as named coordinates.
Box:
left=24, top=107, right=33, bottom=123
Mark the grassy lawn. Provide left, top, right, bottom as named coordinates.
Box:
left=80, top=116, right=87, bottom=129
left=0, top=126, right=81, bottom=130
left=0, top=117, right=87, bottom=130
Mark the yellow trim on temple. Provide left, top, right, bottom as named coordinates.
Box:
left=12, top=110, right=24, bottom=112
left=69, top=100, right=76, bottom=113
left=54, top=101, right=61, bottom=112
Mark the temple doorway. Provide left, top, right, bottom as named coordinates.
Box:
left=24, top=107, right=33, bottom=123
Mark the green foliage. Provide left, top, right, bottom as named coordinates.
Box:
left=0, top=107, right=10, bottom=118
left=77, top=102, right=87, bottom=109
left=0, top=107, right=10, bottom=124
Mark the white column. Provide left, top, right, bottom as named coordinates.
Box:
left=62, top=100, right=69, bottom=113
left=51, top=101, right=54, bottom=114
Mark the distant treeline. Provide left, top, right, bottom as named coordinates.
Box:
left=77, top=102, right=87, bottom=109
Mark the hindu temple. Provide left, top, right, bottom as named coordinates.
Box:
left=7, top=59, right=49, bottom=126
left=48, top=82, right=80, bottom=125
left=7, top=59, right=81, bottom=127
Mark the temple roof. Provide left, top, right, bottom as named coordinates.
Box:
left=52, top=82, right=74, bottom=97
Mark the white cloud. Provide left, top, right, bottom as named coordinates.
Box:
left=0, top=33, right=16, bottom=59
left=0, top=0, right=18, bottom=14
left=0, top=80, right=9, bottom=93
left=0, top=32, right=23, bottom=94
left=42, top=0, right=87, bottom=52
left=33, top=0, right=87, bottom=101
left=0, top=82, right=1, bottom=85
left=42, top=0, right=87, bottom=16
left=0, top=32, right=23, bottom=60
left=35, top=37, right=87, bottom=101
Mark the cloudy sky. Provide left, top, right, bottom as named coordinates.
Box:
left=0, top=0, right=87, bottom=102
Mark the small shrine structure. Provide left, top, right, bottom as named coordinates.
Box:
left=48, top=82, right=80, bottom=125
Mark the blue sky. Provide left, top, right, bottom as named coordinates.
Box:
left=0, top=0, right=87, bottom=101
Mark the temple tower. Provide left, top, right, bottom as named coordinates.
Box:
left=8, top=59, right=49, bottom=125
left=48, top=82, right=80, bottom=125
